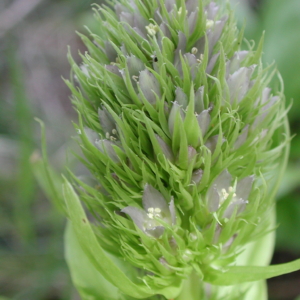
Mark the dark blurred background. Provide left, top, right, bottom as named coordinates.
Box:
left=0, top=0, right=299, bottom=299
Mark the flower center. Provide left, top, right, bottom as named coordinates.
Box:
left=147, top=207, right=162, bottom=219
left=221, top=186, right=236, bottom=202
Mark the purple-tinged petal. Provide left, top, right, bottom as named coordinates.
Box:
left=145, top=226, right=165, bottom=238
left=213, top=169, right=232, bottom=193
left=168, top=101, right=185, bottom=136
left=142, top=184, right=169, bottom=213
left=84, top=127, right=99, bottom=144
left=234, top=125, right=249, bottom=149
left=164, top=0, right=176, bottom=12
left=120, top=12, right=134, bottom=27
left=226, top=51, right=248, bottom=77
left=194, top=86, right=205, bottom=113
left=121, top=206, right=148, bottom=232
left=174, top=32, right=187, bottom=66
left=139, top=69, right=161, bottom=104
left=127, top=55, right=145, bottom=77
left=191, top=169, right=203, bottom=184
left=188, top=146, right=197, bottom=162
left=155, top=135, right=174, bottom=161
left=105, top=65, right=122, bottom=77
left=98, top=107, right=116, bottom=134
left=169, top=197, right=176, bottom=225
left=206, top=52, right=220, bottom=74
left=104, top=41, right=118, bottom=62
left=184, top=53, right=198, bottom=79
left=236, top=175, right=254, bottom=200
left=197, top=109, right=211, bottom=137
left=205, top=2, right=219, bottom=20
left=186, top=0, right=199, bottom=13
left=223, top=199, right=248, bottom=219
left=207, top=186, right=220, bottom=212
left=175, top=87, right=188, bottom=108
left=95, top=139, right=120, bottom=162
left=205, top=135, right=224, bottom=153
left=227, top=65, right=256, bottom=103
left=207, top=17, right=227, bottom=57
left=188, top=11, right=198, bottom=34
left=159, top=22, right=171, bottom=39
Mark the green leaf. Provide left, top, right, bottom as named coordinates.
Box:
left=204, top=258, right=300, bottom=285
left=65, top=221, right=121, bottom=300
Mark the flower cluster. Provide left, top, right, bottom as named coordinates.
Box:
left=58, top=0, right=292, bottom=299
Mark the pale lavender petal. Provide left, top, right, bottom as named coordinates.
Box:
left=105, top=65, right=122, bottom=77
left=174, top=32, right=187, bottom=66
left=188, top=11, right=198, bottom=34
left=205, top=135, right=220, bottom=153
left=206, top=52, right=220, bottom=74
left=188, top=146, right=197, bottom=162
left=145, top=226, right=165, bottom=238
left=208, top=17, right=227, bottom=57
left=175, top=87, right=188, bottom=108
left=168, top=101, right=185, bottom=136
left=236, top=175, right=254, bottom=200
left=155, top=135, right=174, bottom=161
left=164, top=0, right=176, bottom=12
left=197, top=109, right=211, bottom=137
left=133, top=12, right=148, bottom=35
left=227, top=65, right=256, bottom=103
left=142, top=184, right=169, bottom=213
left=121, top=206, right=148, bottom=232
left=223, top=199, right=248, bottom=219
left=186, top=0, right=199, bottom=13
left=226, top=51, right=248, bottom=77
left=120, top=12, right=134, bottom=27
left=194, top=86, right=205, bottom=113
left=98, top=107, right=116, bottom=134
left=159, top=22, right=171, bottom=39
left=133, top=27, right=147, bottom=39
left=84, top=127, right=99, bottom=144
left=205, top=2, right=219, bottom=20
left=95, top=139, right=120, bottom=162
left=104, top=41, right=118, bottom=62
left=184, top=53, right=198, bottom=79
left=127, top=55, right=145, bottom=77
left=139, top=69, right=161, bottom=104
left=234, top=125, right=249, bottom=149
left=169, top=197, right=176, bottom=225
left=191, top=169, right=203, bottom=184
left=213, top=169, right=232, bottom=192
left=207, top=186, right=220, bottom=212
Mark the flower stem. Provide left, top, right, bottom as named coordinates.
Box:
left=175, top=271, right=203, bottom=300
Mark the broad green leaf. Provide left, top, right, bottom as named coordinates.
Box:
left=65, top=221, right=120, bottom=300
left=204, top=258, right=300, bottom=285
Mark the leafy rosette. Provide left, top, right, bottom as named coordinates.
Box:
left=41, top=0, right=300, bottom=299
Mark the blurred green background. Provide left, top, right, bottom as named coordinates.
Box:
left=0, top=0, right=299, bottom=299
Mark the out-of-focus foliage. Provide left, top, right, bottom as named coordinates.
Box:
left=0, top=0, right=102, bottom=299
left=232, top=0, right=300, bottom=299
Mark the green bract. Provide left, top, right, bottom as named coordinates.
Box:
left=40, top=0, right=299, bottom=299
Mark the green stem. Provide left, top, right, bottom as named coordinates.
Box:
left=175, top=271, right=203, bottom=300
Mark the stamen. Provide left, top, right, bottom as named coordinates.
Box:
left=191, top=47, right=198, bottom=55
left=206, top=19, right=215, bottom=29
left=146, top=24, right=159, bottom=36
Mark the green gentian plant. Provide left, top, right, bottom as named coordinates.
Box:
left=38, top=0, right=300, bottom=299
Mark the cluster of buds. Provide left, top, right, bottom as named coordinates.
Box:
left=57, top=0, right=295, bottom=299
